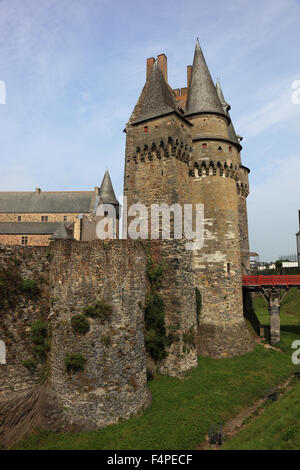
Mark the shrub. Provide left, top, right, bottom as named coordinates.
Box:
left=31, top=320, right=47, bottom=345
left=22, top=279, right=39, bottom=296
left=145, top=328, right=170, bottom=362
left=64, top=353, right=86, bottom=372
left=83, top=300, right=112, bottom=320
left=71, top=314, right=90, bottom=335
left=145, top=254, right=170, bottom=362
left=32, top=342, right=50, bottom=361
left=31, top=320, right=49, bottom=362
left=23, top=358, right=37, bottom=372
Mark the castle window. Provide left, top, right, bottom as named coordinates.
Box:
left=63, top=216, right=67, bottom=222
left=202, top=143, right=207, bottom=149
left=227, top=263, right=231, bottom=275
left=144, top=126, right=148, bottom=133
left=17, top=216, right=21, bottom=222
left=41, top=216, right=48, bottom=222
left=229, top=146, right=232, bottom=152
left=104, top=211, right=109, bottom=217
left=21, top=236, right=28, bottom=246
left=218, top=146, right=222, bottom=150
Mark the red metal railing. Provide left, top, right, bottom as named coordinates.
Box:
left=243, top=275, right=300, bottom=287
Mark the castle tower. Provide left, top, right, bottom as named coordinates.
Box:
left=124, top=59, right=193, bottom=222
left=215, top=79, right=251, bottom=274
left=124, top=58, right=198, bottom=376
left=186, top=41, right=253, bottom=357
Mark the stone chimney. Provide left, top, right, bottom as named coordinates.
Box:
left=146, top=57, right=155, bottom=81
left=157, top=54, right=168, bottom=82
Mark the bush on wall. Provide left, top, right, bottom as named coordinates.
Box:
left=71, top=314, right=90, bottom=335
left=65, top=353, right=86, bottom=372
left=83, top=300, right=112, bottom=320
left=145, top=253, right=170, bottom=362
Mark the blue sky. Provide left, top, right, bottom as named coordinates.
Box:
left=0, top=0, right=299, bottom=261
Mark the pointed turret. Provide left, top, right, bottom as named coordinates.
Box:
left=99, top=170, right=119, bottom=206
left=185, top=40, right=225, bottom=117
left=215, top=79, right=242, bottom=148
left=133, top=60, right=178, bottom=125
left=216, top=78, right=231, bottom=113
left=50, top=222, right=73, bottom=240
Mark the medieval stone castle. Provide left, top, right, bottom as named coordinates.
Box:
left=0, top=41, right=255, bottom=445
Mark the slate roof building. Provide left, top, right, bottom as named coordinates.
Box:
left=0, top=172, right=119, bottom=246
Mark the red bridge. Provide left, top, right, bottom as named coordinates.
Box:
left=243, top=275, right=300, bottom=288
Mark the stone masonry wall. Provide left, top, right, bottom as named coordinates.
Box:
left=147, top=240, right=198, bottom=377
left=49, top=239, right=151, bottom=429
left=0, top=244, right=50, bottom=399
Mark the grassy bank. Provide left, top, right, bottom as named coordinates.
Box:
left=14, top=345, right=292, bottom=450
left=223, top=380, right=300, bottom=450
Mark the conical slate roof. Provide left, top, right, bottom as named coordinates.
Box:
left=215, top=79, right=241, bottom=146
left=185, top=40, right=225, bottom=117
left=99, top=170, right=119, bottom=205
left=133, top=60, right=178, bottom=124
left=50, top=222, right=73, bottom=240
left=216, top=79, right=230, bottom=113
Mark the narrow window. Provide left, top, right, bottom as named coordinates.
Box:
left=227, top=263, right=231, bottom=275
left=104, top=211, right=109, bottom=217
left=63, top=216, right=67, bottom=222
left=202, top=143, right=207, bottom=149
left=144, top=126, right=148, bottom=134
left=21, top=236, right=28, bottom=246
left=229, top=146, right=232, bottom=152
left=41, top=216, right=48, bottom=222
left=17, top=216, right=21, bottom=222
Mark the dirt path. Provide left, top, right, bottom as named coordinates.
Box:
left=196, top=374, right=294, bottom=450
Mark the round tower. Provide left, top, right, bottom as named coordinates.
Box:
left=186, top=41, right=254, bottom=358
left=216, top=79, right=251, bottom=275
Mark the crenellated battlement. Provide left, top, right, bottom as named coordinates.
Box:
left=132, top=137, right=192, bottom=165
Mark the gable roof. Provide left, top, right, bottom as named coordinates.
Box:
left=0, top=222, right=62, bottom=235
left=0, top=191, right=93, bottom=214
left=49, top=222, right=73, bottom=240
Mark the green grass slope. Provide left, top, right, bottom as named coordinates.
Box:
left=14, top=346, right=292, bottom=450
left=223, top=380, right=300, bottom=450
